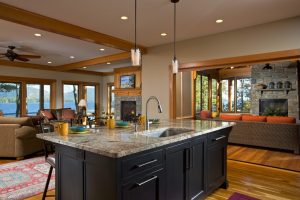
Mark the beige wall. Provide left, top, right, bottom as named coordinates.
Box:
left=0, top=65, right=102, bottom=111
left=176, top=71, right=193, bottom=118
left=142, top=16, right=300, bottom=119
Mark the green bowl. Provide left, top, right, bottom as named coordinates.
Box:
left=70, top=126, right=87, bottom=132
left=116, top=120, right=129, bottom=126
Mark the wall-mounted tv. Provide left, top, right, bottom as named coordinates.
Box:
left=120, top=74, right=135, bottom=89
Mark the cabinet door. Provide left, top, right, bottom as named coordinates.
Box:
left=188, top=137, right=206, bottom=200
left=165, top=141, right=190, bottom=200
left=206, top=135, right=227, bottom=193
left=122, top=169, right=165, bottom=200
left=56, top=145, right=84, bottom=200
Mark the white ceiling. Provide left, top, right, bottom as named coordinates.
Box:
left=0, top=0, right=300, bottom=72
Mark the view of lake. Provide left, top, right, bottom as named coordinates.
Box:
left=0, top=102, right=95, bottom=116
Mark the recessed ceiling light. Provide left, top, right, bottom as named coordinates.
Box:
left=230, top=66, right=234, bottom=69
left=161, top=33, right=167, bottom=37
left=34, top=33, right=42, bottom=37
left=107, top=62, right=111, bottom=65
left=216, top=19, right=223, bottom=24
left=70, top=56, right=75, bottom=59
left=121, top=16, right=128, bottom=20
left=47, top=61, right=52, bottom=64
left=83, top=66, right=87, bottom=69
left=99, top=48, right=105, bottom=51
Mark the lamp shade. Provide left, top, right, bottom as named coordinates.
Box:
left=131, top=48, right=141, bottom=66
left=172, top=58, right=179, bottom=74
left=78, top=99, right=87, bottom=107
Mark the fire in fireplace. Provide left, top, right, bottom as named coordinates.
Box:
left=259, top=99, right=288, bottom=116
left=121, top=101, right=136, bottom=121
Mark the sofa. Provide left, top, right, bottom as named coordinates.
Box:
left=0, top=117, right=43, bottom=158
left=39, top=108, right=78, bottom=125
left=216, top=114, right=300, bottom=154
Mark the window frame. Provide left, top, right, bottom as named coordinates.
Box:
left=107, top=82, right=115, bottom=114
left=0, top=75, right=56, bottom=117
left=62, top=81, right=100, bottom=117
left=220, top=76, right=251, bottom=113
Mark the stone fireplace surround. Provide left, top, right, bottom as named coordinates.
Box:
left=251, top=61, right=298, bottom=120
left=114, top=96, right=142, bottom=120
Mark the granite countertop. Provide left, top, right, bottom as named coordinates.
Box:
left=36, top=119, right=235, bottom=158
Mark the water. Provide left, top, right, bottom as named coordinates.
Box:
left=0, top=102, right=95, bottom=116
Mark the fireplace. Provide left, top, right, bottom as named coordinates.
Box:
left=259, top=99, right=288, bottom=116
left=121, top=101, right=136, bottom=121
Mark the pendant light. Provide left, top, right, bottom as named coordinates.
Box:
left=171, top=0, right=179, bottom=74
left=131, top=0, right=141, bottom=66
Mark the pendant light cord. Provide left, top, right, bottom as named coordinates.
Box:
left=173, top=2, right=176, bottom=60
left=135, top=0, right=137, bottom=51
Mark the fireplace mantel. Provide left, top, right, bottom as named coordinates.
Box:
left=113, top=88, right=141, bottom=96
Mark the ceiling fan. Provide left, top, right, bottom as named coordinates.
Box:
left=0, top=46, right=41, bottom=62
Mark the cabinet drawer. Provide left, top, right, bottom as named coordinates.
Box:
left=207, top=128, right=229, bottom=146
left=122, top=149, right=163, bottom=179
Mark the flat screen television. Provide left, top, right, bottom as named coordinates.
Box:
left=120, top=74, right=135, bottom=88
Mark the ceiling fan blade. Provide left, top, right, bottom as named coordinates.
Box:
left=18, top=54, right=41, bottom=59
left=15, top=56, right=29, bottom=62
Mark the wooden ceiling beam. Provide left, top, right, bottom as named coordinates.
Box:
left=55, top=52, right=131, bottom=71
left=0, top=2, right=147, bottom=53
left=0, top=59, right=53, bottom=70
left=180, top=49, right=300, bottom=70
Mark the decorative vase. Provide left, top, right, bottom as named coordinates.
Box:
left=276, top=81, right=283, bottom=89
left=268, top=82, right=275, bottom=89
left=284, top=81, right=291, bottom=89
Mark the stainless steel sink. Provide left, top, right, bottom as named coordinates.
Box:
left=143, top=127, right=194, bottom=138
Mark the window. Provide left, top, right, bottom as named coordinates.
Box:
left=63, top=84, right=79, bottom=111
left=0, top=76, right=55, bottom=116
left=0, top=82, right=21, bottom=117
left=84, top=85, right=96, bottom=115
left=236, top=78, right=251, bottom=112
left=194, top=72, right=217, bottom=115
left=221, top=77, right=251, bottom=113
left=211, top=79, right=218, bottom=112
left=107, top=83, right=115, bottom=114
left=63, top=82, right=99, bottom=116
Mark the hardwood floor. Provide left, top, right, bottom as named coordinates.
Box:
left=228, top=145, right=300, bottom=172
left=208, top=160, right=300, bottom=200
left=2, top=147, right=300, bottom=200
left=24, top=160, right=300, bottom=200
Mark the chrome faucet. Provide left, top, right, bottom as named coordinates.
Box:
left=145, top=96, right=163, bottom=130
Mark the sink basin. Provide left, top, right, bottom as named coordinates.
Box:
left=143, top=128, right=194, bottom=138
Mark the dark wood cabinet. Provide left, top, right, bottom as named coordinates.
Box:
left=54, top=127, right=232, bottom=200
left=122, top=168, right=165, bottom=200
left=165, top=136, right=206, bottom=200
left=165, top=141, right=190, bottom=200
left=188, top=137, right=206, bottom=200
left=206, top=129, right=229, bottom=193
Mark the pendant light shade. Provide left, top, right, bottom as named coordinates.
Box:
left=171, top=0, right=179, bottom=74
left=131, top=0, right=142, bottom=66
left=172, top=58, right=179, bottom=74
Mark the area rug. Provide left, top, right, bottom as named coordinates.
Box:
left=229, top=192, right=260, bottom=200
left=0, top=156, right=55, bottom=199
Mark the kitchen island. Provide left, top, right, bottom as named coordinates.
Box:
left=37, top=119, right=234, bottom=200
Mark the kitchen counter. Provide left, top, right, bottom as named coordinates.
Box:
left=36, top=119, right=234, bottom=158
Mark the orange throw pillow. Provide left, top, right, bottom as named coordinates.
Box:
left=267, top=116, right=296, bottom=124
left=220, top=114, right=241, bottom=121
left=242, top=115, right=266, bottom=122
left=200, top=110, right=212, bottom=119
